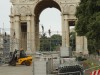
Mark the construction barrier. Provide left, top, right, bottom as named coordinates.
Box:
left=90, top=69, right=100, bottom=75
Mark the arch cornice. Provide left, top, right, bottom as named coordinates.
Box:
left=10, top=0, right=80, bottom=16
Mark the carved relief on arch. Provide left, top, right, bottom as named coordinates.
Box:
left=11, top=0, right=35, bottom=4
left=14, top=6, right=20, bottom=15
left=69, top=5, right=76, bottom=15
left=19, top=6, right=27, bottom=16
left=19, top=6, right=31, bottom=16
left=19, top=0, right=27, bottom=3
left=62, top=4, right=69, bottom=14
left=19, top=0, right=35, bottom=3
left=27, top=6, right=31, bottom=15
left=10, top=0, right=17, bottom=3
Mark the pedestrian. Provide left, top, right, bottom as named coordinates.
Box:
left=9, top=49, right=17, bottom=66
left=20, top=48, right=26, bottom=58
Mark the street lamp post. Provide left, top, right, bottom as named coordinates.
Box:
left=48, top=29, right=51, bottom=51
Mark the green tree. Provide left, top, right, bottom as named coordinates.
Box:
left=70, top=32, right=76, bottom=51
left=40, top=33, right=50, bottom=51
left=40, top=34, right=62, bottom=51
left=75, top=0, right=100, bottom=54
left=51, top=34, right=62, bottom=51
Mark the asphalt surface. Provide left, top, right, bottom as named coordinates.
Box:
left=0, top=64, right=33, bottom=75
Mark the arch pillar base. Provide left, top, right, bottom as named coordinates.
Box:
left=76, top=36, right=89, bottom=56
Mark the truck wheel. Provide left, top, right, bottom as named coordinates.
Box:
left=25, top=60, right=31, bottom=66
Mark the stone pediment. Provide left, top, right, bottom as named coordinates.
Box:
left=10, top=0, right=79, bottom=16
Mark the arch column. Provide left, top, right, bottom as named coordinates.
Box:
left=65, top=18, right=70, bottom=49
left=62, top=14, right=70, bottom=49
left=26, top=15, right=31, bottom=54
left=14, top=15, right=20, bottom=50
left=36, top=24, right=40, bottom=51
left=10, top=16, right=14, bottom=52
left=61, top=14, right=66, bottom=47
left=83, top=36, right=88, bottom=55
left=31, top=15, right=36, bottom=53
left=76, top=35, right=88, bottom=55
left=76, top=35, right=84, bottom=54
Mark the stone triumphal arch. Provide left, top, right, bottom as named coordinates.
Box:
left=10, top=0, right=88, bottom=55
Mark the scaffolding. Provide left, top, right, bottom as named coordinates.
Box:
left=0, top=28, right=10, bottom=64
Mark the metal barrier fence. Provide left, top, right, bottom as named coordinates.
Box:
left=0, top=28, right=10, bottom=64
left=58, top=71, right=82, bottom=75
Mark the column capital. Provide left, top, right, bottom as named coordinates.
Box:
left=10, top=17, right=14, bottom=23
left=63, top=15, right=69, bottom=20
left=10, top=21, right=13, bottom=23
left=15, top=15, right=20, bottom=22
left=9, top=15, right=14, bottom=18
left=30, top=14, right=35, bottom=19
left=27, top=15, right=31, bottom=21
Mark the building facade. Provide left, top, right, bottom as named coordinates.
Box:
left=10, top=0, right=88, bottom=55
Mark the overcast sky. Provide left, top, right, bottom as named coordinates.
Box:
left=0, top=0, right=11, bottom=29
left=39, top=8, right=61, bottom=35
left=0, top=0, right=61, bottom=34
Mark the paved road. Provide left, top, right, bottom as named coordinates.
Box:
left=0, top=64, right=33, bottom=75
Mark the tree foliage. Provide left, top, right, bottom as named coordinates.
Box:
left=75, top=0, right=100, bottom=53
left=40, top=34, right=62, bottom=51
left=40, top=33, right=50, bottom=51
left=51, top=34, right=62, bottom=51
left=70, top=32, right=76, bottom=51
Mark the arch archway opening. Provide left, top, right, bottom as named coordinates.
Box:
left=34, top=0, right=62, bottom=51
left=39, top=8, right=61, bottom=36
left=34, top=0, right=61, bottom=24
